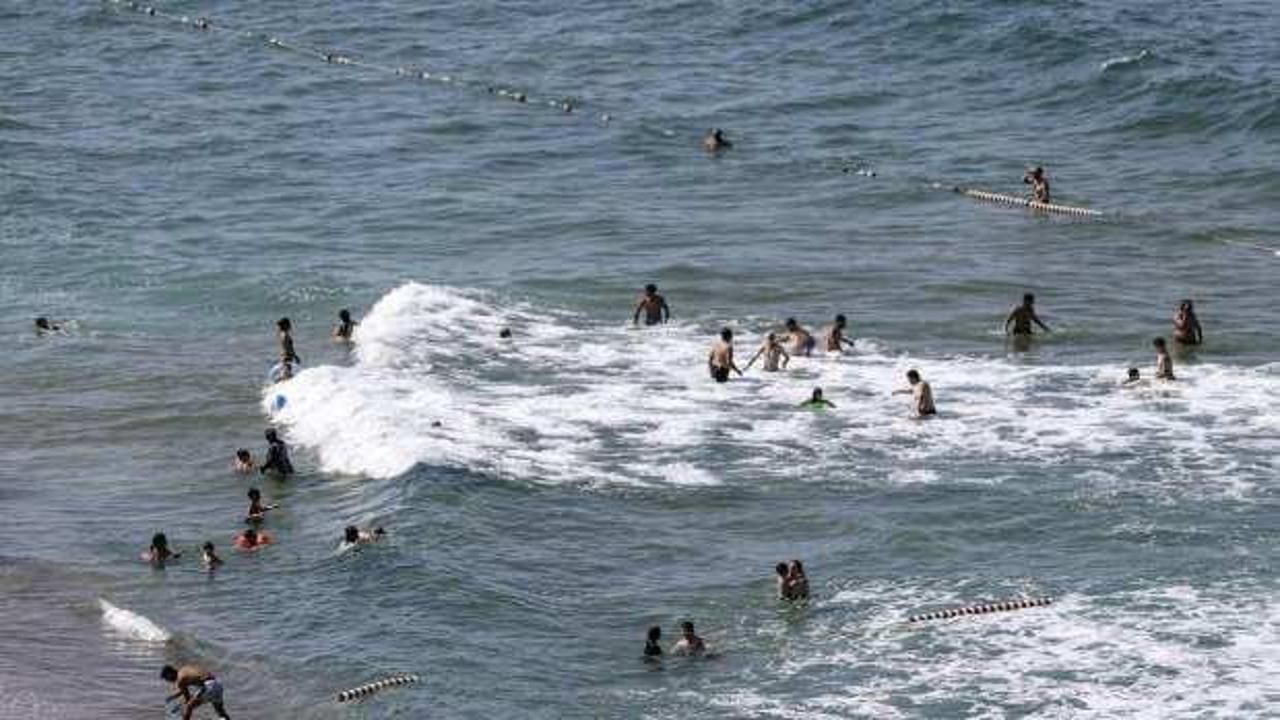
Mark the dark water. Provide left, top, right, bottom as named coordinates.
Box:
left=1, top=1, right=1277, bottom=717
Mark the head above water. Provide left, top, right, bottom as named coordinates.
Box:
left=906, top=369, right=921, bottom=384
left=160, top=665, right=178, bottom=682
left=1128, top=367, right=1140, bottom=381
left=1023, top=293, right=1035, bottom=306
left=248, top=488, right=260, bottom=500
left=835, top=314, right=847, bottom=327
left=264, top=428, right=279, bottom=442
left=203, top=542, right=215, bottom=552
left=499, top=328, right=512, bottom=339
left=789, top=559, right=805, bottom=575
left=1180, top=299, right=1194, bottom=312
left=344, top=526, right=359, bottom=543
left=644, top=283, right=657, bottom=296
left=338, top=309, right=351, bottom=322
left=647, top=626, right=661, bottom=642
left=34, top=317, right=51, bottom=330
left=720, top=327, right=733, bottom=342
left=151, top=532, right=168, bottom=550
left=776, top=562, right=788, bottom=577
left=811, top=388, right=824, bottom=400
left=236, top=449, right=251, bottom=462
left=277, top=317, right=292, bottom=332
left=243, top=528, right=258, bottom=542
left=1153, top=337, right=1167, bottom=350
left=785, top=318, right=798, bottom=330
left=1030, top=166, right=1044, bottom=178
left=680, top=620, right=695, bottom=635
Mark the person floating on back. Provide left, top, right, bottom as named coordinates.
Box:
left=799, top=388, right=835, bottom=410
left=1154, top=337, right=1176, bottom=380
left=643, top=626, right=663, bottom=659
left=744, top=332, right=790, bottom=373
left=702, top=128, right=732, bottom=153
left=707, top=328, right=743, bottom=383
left=782, top=318, right=816, bottom=356
left=1006, top=293, right=1051, bottom=336
left=895, top=369, right=937, bottom=418
left=824, top=314, right=856, bottom=353
left=161, top=663, right=230, bottom=720
left=1172, top=300, right=1203, bottom=346
left=332, top=309, right=357, bottom=342
left=670, top=620, right=706, bottom=656
left=260, top=428, right=294, bottom=477
left=1024, top=166, right=1051, bottom=204
left=633, top=284, right=671, bottom=326
left=277, top=317, right=300, bottom=365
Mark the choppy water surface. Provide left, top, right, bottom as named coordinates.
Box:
left=1, top=1, right=1277, bottom=717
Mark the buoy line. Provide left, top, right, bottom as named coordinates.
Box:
left=334, top=673, right=420, bottom=703
left=908, top=596, right=1054, bottom=623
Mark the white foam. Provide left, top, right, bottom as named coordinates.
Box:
left=99, top=599, right=170, bottom=643
left=264, top=283, right=1279, bottom=491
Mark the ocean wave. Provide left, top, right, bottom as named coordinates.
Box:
left=1100, top=49, right=1153, bottom=72
left=99, top=599, right=170, bottom=643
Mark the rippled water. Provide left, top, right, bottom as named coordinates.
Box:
left=2, top=0, right=1277, bottom=717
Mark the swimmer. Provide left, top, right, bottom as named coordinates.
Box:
left=1124, top=367, right=1142, bottom=385
left=233, top=527, right=273, bottom=551
left=670, top=620, right=706, bottom=657
left=201, top=542, right=223, bottom=569
left=1023, top=166, right=1051, bottom=204
left=894, top=369, right=937, bottom=417
left=707, top=328, right=743, bottom=383
left=332, top=309, right=357, bottom=342
left=782, top=318, right=816, bottom=356
left=143, top=532, right=180, bottom=564
left=277, top=317, right=300, bottom=365
left=161, top=664, right=230, bottom=720
left=33, top=317, right=63, bottom=334
left=823, top=314, right=856, bottom=352
left=342, top=525, right=386, bottom=547
left=233, top=449, right=256, bottom=474
left=632, top=284, right=671, bottom=326
left=499, top=327, right=513, bottom=339
left=1172, top=299, right=1203, bottom=346
left=743, top=333, right=790, bottom=372
left=775, top=563, right=793, bottom=600
left=644, top=626, right=663, bottom=658
left=1154, top=337, right=1175, bottom=380
left=786, top=560, right=809, bottom=600
left=245, top=488, right=275, bottom=522
left=799, top=387, right=835, bottom=409
left=702, top=128, right=732, bottom=153
left=1005, top=293, right=1051, bottom=336
left=259, top=429, right=294, bottom=477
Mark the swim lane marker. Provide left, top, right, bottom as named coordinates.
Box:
left=952, top=186, right=1104, bottom=218
left=334, top=673, right=420, bottom=703
left=908, top=596, right=1053, bottom=623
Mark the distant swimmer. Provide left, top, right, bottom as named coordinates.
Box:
left=799, top=387, right=835, bottom=410
left=201, top=542, right=224, bottom=569
left=499, top=327, right=513, bottom=339
left=233, top=527, right=273, bottom=551
left=277, top=317, right=300, bottom=365
left=785, top=560, right=809, bottom=600
left=632, top=284, right=671, bottom=326
left=707, top=328, right=743, bottom=383
left=259, top=429, right=294, bottom=477
left=1153, top=337, right=1175, bottom=380
left=33, top=317, right=63, bottom=334
left=644, top=626, right=663, bottom=659
left=233, top=449, right=256, bottom=474
left=1024, top=166, right=1051, bottom=204
left=824, top=314, right=856, bottom=353
left=894, top=369, right=937, bottom=417
left=245, top=488, right=276, bottom=522
left=775, top=563, right=792, bottom=599
left=702, top=128, right=732, bottom=153
left=332, top=309, right=357, bottom=342
left=341, top=525, right=386, bottom=548
left=670, top=620, right=706, bottom=657
left=744, top=333, right=790, bottom=372
left=1124, top=367, right=1142, bottom=385
left=782, top=318, right=816, bottom=356
left=1005, top=293, right=1051, bottom=336
left=1172, top=299, right=1203, bottom=346
left=143, top=532, right=180, bottom=564
left=161, top=664, right=230, bottom=720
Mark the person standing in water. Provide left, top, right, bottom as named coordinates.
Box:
left=233, top=449, right=255, bottom=474
left=201, top=542, right=224, bottom=569
left=707, top=328, right=743, bottom=383
left=277, top=317, right=300, bottom=365
left=824, top=314, right=856, bottom=353
left=144, top=532, right=180, bottom=564
left=643, top=626, right=663, bottom=658
left=781, top=318, right=816, bottom=356
left=259, top=428, right=294, bottom=477
left=632, top=284, right=671, bottom=326
left=1005, top=293, right=1051, bottom=336
left=1154, top=337, right=1176, bottom=380
left=670, top=620, right=706, bottom=656
left=161, top=664, right=230, bottom=720
left=895, top=369, right=937, bottom=417
left=332, top=309, right=357, bottom=342
left=1172, top=300, right=1203, bottom=346
left=702, top=128, right=732, bottom=153
left=799, top=388, right=835, bottom=409
left=1024, top=166, right=1051, bottom=204
left=744, top=333, right=790, bottom=372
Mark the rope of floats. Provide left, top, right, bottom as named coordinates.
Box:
left=334, top=673, right=420, bottom=703
left=908, top=596, right=1054, bottom=624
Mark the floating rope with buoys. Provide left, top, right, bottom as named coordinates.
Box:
left=334, top=673, right=420, bottom=703
left=908, top=596, right=1054, bottom=623
left=949, top=186, right=1104, bottom=218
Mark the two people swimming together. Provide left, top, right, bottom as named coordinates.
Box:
left=643, top=620, right=707, bottom=660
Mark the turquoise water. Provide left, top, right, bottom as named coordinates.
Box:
left=2, top=1, right=1277, bottom=717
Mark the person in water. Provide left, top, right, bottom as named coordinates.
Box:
left=1024, top=166, right=1051, bottom=204
left=671, top=620, right=706, bottom=656
left=144, top=532, right=180, bottom=564
left=234, top=527, right=273, bottom=550
left=233, top=449, right=256, bottom=474
left=895, top=369, right=937, bottom=417
left=260, top=428, right=294, bottom=477
left=161, top=663, right=230, bottom=720
left=632, top=284, right=671, bottom=326
left=499, top=327, right=513, bottom=339
left=332, top=309, right=357, bottom=342
left=1172, top=299, right=1203, bottom=346
left=33, top=317, right=63, bottom=334
left=342, top=525, right=386, bottom=547
left=824, top=314, right=856, bottom=353
left=277, top=317, right=300, bottom=365
left=1154, top=337, right=1176, bottom=380
left=1005, top=293, right=1051, bottom=336
left=201, top=542, right=224, bottom=569
left=707, top=328, right=743, bottom=383
left=782, top=318, right=816, bottom=356
left=776, top=563, right=792, bottom=599
left=743, top=333, right=790, bottom=372
left=702, top=128, right=732, bottom=152
left=785, top=560, right=810, bottom=600
left=644, top=626, right=663, bottom=658
left=245, top=488, right=275, bottom=522
left=1124, top=367, right=1142, bottom=385
left=799, top=388, right=836, bottom=409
